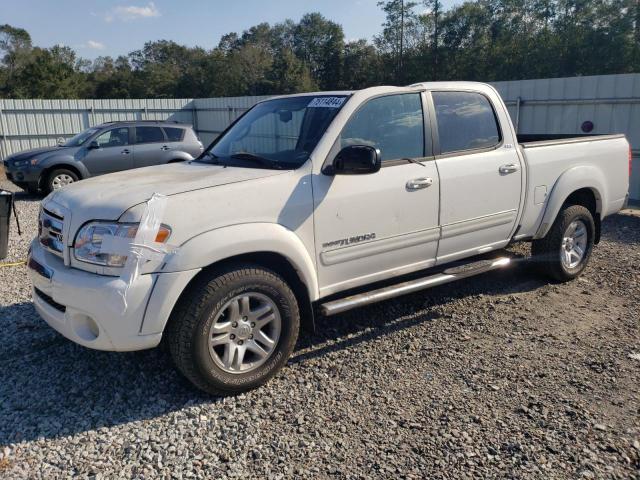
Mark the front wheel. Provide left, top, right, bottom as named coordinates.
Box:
left=167, top=265, right=300, bottom=395
left=531, top=204, right=595, bottom=282
left=46, top=168, right=78, bottom=193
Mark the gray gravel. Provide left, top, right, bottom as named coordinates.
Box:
left=1, top=177, right=639, bottom=479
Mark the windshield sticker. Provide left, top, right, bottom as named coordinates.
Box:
left=308, top=97, right=346, bottom=108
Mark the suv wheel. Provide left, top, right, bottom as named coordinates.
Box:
left=47, top=168, right=78, bottom=193
left=167, top=264, right=300, bottom=395
left=531, top=204, right=595, bottom=282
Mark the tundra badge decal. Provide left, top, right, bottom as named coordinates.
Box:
left=322, top=233, right=376, bottom=249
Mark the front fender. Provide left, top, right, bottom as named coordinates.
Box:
left=40, top=155, right=90, bottom=178
left=534, top=165, right=606, bottom=239
left=163, top=222, right=319, bottom=301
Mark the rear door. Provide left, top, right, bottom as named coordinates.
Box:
left=430, top=89, right=522, bottom=263
left=132, top=126, right=169, bottom=168
left=312, top=92, right=441, bottom=296
left=81, top=126, right=132, bottom=175
left=162, top=126, right=196, bottom=158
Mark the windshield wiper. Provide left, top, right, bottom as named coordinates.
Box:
left=195, top=151, right=222, bottom=164
left=230, top=152, right=282, bottom=169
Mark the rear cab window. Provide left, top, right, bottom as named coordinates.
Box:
left=431, top=91, right=501, bottom=155
left=135, top=126, right=165, bottom=144
left=163, top=127, right=185, bottom=142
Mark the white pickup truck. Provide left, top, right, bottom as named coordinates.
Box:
left=27, top=82, right=630, bottom=394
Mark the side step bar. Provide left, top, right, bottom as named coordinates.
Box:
left=320, top=257, right=511, bottom=316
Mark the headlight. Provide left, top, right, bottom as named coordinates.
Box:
left=74, top=222, right=171, bottom=267
left=13, top=158, right=38, bottom=167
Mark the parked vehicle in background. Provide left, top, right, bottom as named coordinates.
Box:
left=3, top=121, right=203, bottom=194
left=27, top=82, right=630, bottom=395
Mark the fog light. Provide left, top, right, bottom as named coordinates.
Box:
left=71, top=314, right=100, bottom=342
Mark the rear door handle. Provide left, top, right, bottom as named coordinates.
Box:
left=406, top=177, right=433, bottom=190
left=499, top=163, right=518, bottom=174
left=160, top=145, right=170, bottom=151
left=121, top=149, right=131, bottom=155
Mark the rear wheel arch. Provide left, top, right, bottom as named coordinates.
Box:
left=561, top=187, right=602, bottom=244
left=535, top=168, right=606, bottom=241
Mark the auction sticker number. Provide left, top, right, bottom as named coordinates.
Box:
left=308, top=97, right=346, bottom=108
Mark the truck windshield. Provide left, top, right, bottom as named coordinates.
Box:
left=198, top=95, right=349, bottom=169
left=63, top=127, right=100, bottom=147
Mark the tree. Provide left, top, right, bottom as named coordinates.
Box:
left=12, top=45, right=87, bottom=98
left=0, top=24, right=33, bottom=96
left=1, top=2, right=640, bottom=100
left=375, top=0, right=419, bottom=82
left=294, top=13, right=345, bottom=89
left=269, top=47, right=317, bottom=93
left=341, top=40, right=384, bottom=89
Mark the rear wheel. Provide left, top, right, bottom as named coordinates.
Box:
left=167, top=265, right=300, bottom=395
left=46, top=168, right=78, bottom=193
left=531, top=204, right=595, bottom=282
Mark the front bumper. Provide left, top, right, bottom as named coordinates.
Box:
left=27, top=239, right=199, bottom=352
left=4, top=165, right=40, bottom=186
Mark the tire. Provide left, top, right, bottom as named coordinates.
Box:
left=531, top=204, right=595, bottom=282
left=167, top=264, right=300, bottom=395
left=46, top=168, right=78, bottom=193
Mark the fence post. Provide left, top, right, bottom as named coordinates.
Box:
left=89, top=106, right=96, bottom=126
left=515, top=96, right=521, bottom=134
left=0, top=106, right=5, bottom=161
left=191, top=102, right=199, bottom=133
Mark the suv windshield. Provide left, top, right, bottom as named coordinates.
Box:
left=64, top=127, right=100, bottom=147
left=198, top=95, right=349, bottom=169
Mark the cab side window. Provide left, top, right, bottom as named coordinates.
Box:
left=135, top=126, right=165, bottom=144
left=95, top=127, right=129, bottom=148
left=340, top=93, right=425, bottom=162
left=432, top=91, right=501, bottom=154
left=163, top=127, right=185, bottom=142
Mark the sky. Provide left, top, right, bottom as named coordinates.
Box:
left=0, top=0, right=457, bottom=59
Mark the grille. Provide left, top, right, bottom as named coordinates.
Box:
left=35, top=288, right=66, bottom=313
left=39, top=208, right=65, bottom=258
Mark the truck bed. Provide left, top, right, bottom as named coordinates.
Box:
left=514, top=133, right=629, bottom=241
left=517, top=133, right=625, bottom=147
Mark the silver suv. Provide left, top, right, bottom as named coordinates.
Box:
left=3, top=121, right=203, bottom=194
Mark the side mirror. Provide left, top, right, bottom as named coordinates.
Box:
left=326, top=145, right=381, bottom=175
left=56, top=137, right=65, bottom=146
left=88, top=141, right=100, bottom=150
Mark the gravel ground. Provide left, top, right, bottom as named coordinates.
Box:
left=0, top=177, right=639, bottom=479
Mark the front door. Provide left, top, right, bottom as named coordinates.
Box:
left=82, top=126, right=132, bottom=175
left=312, top=92, right=441, bottom=297
left=430, top=90, right=523, bottom=263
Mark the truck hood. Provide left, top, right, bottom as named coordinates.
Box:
left=46, top=162, right=287, bottom=222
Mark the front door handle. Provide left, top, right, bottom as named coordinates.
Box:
left=406, top=177, right=433, bottom=190
left=121, top=149, right=131, bottom=155
left=499, top=163, right=519, bottom=174
left=160, top=145, right=170, bottom=151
